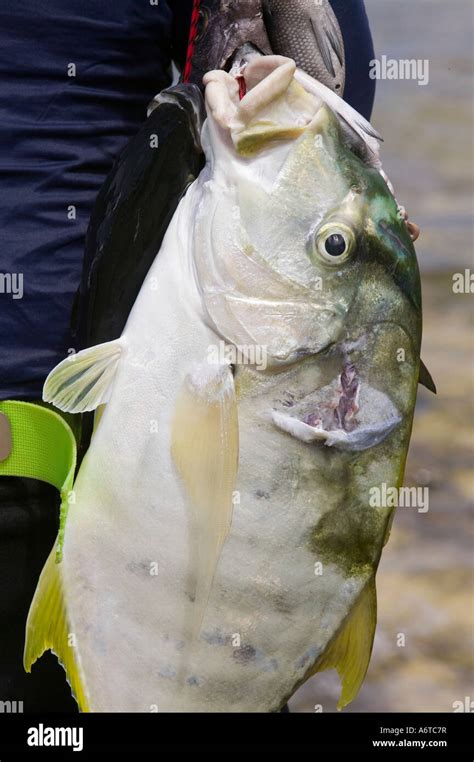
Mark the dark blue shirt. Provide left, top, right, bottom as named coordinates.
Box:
left=0, top=1, right=177, bottom=400
left=330, top=0, right=375, bottom=120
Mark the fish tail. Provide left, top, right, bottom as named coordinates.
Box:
left=24, top=548, right=90, bottom=712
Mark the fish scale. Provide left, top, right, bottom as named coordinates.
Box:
left=262, top=0, right=346, bottom=92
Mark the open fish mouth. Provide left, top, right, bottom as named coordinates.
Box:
left=272, top=359, right=402, bottom=452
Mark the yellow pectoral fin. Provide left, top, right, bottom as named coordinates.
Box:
left=171, top=362, right=239, bottom=637
left=311, top=577, right=377, bottom=710
left=24, top=548, right=89, bottom=712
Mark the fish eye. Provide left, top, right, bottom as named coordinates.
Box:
left=325, top=234, right=346, bottom=257
left=313, top=223, right=356, bottom=266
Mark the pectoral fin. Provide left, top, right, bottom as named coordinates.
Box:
left=171, top=363, right=239, bottom=638
left=24, top=548, right=89, bottom=712
left=43, top=340, right=122, bottom=414
left=311, top=577, right=377, bottom=710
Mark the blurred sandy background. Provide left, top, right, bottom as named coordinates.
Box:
left=291, top=0, right=474, bottom=712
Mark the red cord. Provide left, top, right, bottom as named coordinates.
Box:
left=183, top=0, right=202, bottom=83
left=237, top=75, right=247, bottom=99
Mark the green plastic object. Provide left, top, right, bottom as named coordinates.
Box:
left=0, top=400, right=77, bottom=562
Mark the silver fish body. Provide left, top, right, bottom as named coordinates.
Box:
left=25, top=57, right=421, bottom=712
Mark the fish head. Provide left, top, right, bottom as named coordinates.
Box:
left=196, top=57, right=422, bottom=451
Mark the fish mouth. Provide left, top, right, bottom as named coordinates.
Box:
left=272, top=358, right=402, bottom=452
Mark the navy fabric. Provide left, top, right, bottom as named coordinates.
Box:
left=0, top=0, right=178, bottom=401
left=329, top=0, right=376, bottom=120
left=0, top=0, right=373, bottom=402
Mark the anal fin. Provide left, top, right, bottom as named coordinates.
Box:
left=24, top=549, right=89, bottom=712
left=310, top=577, right=377, bottom=710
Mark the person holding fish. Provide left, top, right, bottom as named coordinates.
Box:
left=0, top=0, right=428, bottom=713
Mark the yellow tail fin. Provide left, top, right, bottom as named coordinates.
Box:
left=24, top=549, right=90, bottom=712
left=312, top=577, right=377, bottom=710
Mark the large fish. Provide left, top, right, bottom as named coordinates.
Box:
left=25, top=55, right=423, bottom=712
